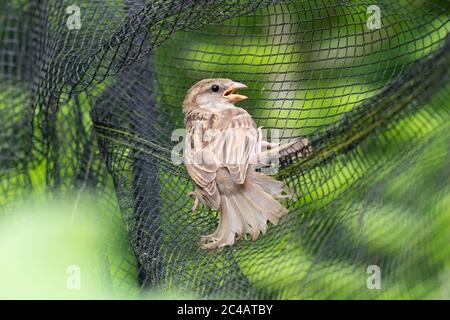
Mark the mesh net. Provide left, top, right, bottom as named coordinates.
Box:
left=1, top=0, right=449, bottom=299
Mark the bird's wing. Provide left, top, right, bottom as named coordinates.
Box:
left=184, top=107, right=258, bottom=208
left=184, top=110, right=221, bottom=209
left=212, top=107, right=259, bottom=184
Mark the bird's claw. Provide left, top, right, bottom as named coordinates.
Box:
left=187, top=191, right=200, bottom=212
left=200, top=232, right=218, bottom=242
left=199, top=230, right=224, bottom=249
left=200, top=236, right=222, bottom=250
left=187, top=191, right=195, bottom=198
left=191, top=198, right=200, bottom=212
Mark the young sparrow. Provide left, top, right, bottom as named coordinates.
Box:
left=183, top=78, right=309, bottom=249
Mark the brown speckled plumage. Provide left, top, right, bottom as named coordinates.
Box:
left=183, top=78, right=308, bottom=249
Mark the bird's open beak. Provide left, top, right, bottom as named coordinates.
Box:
left=223, top=82, right=247, bottom=103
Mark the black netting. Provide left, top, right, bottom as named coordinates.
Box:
left=1, top=0, right=449, bottom=298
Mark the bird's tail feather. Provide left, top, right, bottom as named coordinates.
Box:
left=201, top=172, right=288, bottom=249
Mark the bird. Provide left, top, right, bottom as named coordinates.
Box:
left=183, top=78, right=310, bottom=250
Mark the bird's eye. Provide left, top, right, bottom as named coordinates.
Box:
left=211, top=85, right=219, bottom=93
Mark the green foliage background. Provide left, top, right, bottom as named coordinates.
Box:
left=0, top=0, right=449, bottom=299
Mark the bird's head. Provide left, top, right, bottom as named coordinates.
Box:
left=183, top=78, right=247, bottom=113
